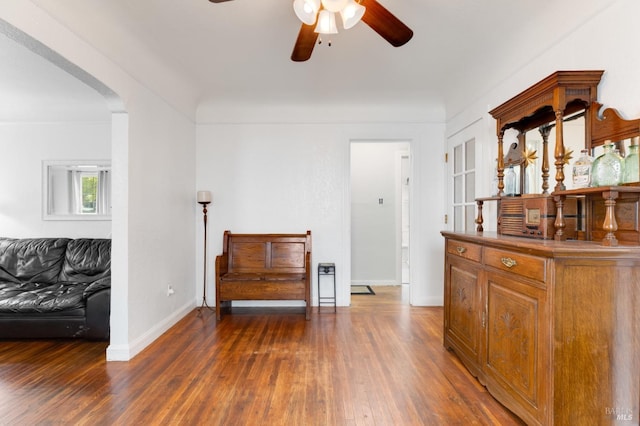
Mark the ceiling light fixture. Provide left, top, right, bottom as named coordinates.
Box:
left=340, top=0, right=366, bottom=29
left=293, top=0, right=321, bottom=25
left=293, top=0, right=365, bottom=34
left=315, top=10, right=338, bottom=34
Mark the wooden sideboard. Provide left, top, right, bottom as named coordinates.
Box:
left=442, top=231, right=639, bottom=425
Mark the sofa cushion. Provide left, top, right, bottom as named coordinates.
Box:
left=0, top=238, right=69, bottom=284
left=58, top=238, right=111, bottom=283
left=0, top=281, right=88, bottom=313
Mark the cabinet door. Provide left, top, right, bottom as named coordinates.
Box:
left=484, top=271, right=549, bottom=426
left=444, top=254, right=483, bottom=376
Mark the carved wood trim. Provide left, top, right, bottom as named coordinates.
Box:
left=590, top=101, right=640, bottom=149
left=490, top=71, right=603, bottom=199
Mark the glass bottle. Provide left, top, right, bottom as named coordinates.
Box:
left=592, top=143, right=623, bottom=187
left=504, top=165, right=517, bottom=195
left=572, top=149, right=593, bottom=189
left=623, top=144, right=639, bottom=184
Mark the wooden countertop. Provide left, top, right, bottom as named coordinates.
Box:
left=441, top=230, right=640, bottom=259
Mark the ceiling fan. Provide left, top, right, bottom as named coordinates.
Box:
left=207, top=0, right=413, bottom=62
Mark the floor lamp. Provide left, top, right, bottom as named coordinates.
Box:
left=197, top=190, right=215, bottom=314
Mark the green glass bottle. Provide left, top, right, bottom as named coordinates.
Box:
left=623, top=144, right=639, bottom=184
left=592, top=143, right=622, bottom=187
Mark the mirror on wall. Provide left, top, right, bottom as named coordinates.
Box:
left=490, top=71, right=604, bottom=198
left=591, top=137, right=640, bottom=159
left=42, top=160, right=111, bottom=220
left=522, top=113, right=586, bottom=194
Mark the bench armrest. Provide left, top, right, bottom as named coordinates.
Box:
left=216, top=254, right=228, bottom=277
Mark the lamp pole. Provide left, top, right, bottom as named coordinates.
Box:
left=197, top=191, right=214, bottom=314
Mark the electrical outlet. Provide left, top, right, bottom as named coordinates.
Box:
left=167, top=285, right=175, bottom=296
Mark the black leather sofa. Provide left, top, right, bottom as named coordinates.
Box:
left=0, top=237, right=111, bottom=340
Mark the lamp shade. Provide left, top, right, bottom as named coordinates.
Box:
left=340, top=0, right=365, bottom=29
left=321, top=0, right=348, bottom=12
left=197, top=190, right=212, bottom=203
left=293, top=0, right=321, bottom=25
left=314, top=10, right=338, bottom=34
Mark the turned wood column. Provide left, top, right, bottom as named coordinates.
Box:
left=553, top=194, right=566, bottom=241
left=554, top=109, right=566, bottom=192
left=475, top=200, right=484, bottom=232
left=497, top=130, right=505, bottom=196
left=517, top=131, right=526, bottom=193
left=539, top=124, right=551, bottom=195
left=601, top=190, right=619, bottom=246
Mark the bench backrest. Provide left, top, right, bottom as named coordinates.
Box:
left=222, top=231, right=311, bottom=274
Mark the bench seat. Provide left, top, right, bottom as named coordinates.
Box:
left=220, top=272, right=307, bottom=282
left=215, top=231, right=311, bottom=320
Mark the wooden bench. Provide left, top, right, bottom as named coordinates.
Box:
left=215, top=230, right=312, bottom=320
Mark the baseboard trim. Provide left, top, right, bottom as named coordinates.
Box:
left=106, top=300, right=194, bottom=361
left=350, top=280, right=398, bottom=286
left=411, top=296, right=444, bottom=307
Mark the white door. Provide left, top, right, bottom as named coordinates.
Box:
left=449, top=137, right=476, bottom=232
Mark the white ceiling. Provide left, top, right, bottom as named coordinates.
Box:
left=0, top=0, right=617, bottom=121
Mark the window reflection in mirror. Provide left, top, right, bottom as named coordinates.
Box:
left=43, top=160, right=111, bottom=220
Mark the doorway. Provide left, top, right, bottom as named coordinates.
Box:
left=0, top=23, right=128, bottom=358
left=350, top=141, right=410, bottom=304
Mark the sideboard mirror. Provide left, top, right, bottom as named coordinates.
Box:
left=519, top=112, right=586, bottom=194
left=489, top=71, right=604, bottom=196
left=479, top=71, right=640, bottom=245
left=42, top=160, right=112, bottom=221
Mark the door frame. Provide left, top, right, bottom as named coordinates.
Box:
left=347, top=139, right=412, bottom=304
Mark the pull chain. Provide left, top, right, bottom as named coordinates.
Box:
left=317, top=36, right=332, bottom=47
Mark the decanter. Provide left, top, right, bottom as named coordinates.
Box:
left=572, top=149, right=593, bottom=189
left=623, top=144, right=639, bottom=184
left=592, top=143, right=623, bottom=187
left=504, top=165, right=517, bottom=195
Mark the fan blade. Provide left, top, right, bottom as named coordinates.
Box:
left=360, top=0, right=413, bottom=47
left=209, top=0, right=233, bottom=3
left=291, top=23, right=319, bottom=62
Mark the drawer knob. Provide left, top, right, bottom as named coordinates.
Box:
left=456, top=246, right=467, bottom=254
left=501, top=257, right=518, bottom=268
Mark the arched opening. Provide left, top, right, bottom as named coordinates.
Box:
left=0, top=20, right=127, bottom=354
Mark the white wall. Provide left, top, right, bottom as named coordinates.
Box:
left=445, top=0, right=640, bottom=231
left=120, top=91, right=196, bottom=358
left=0, top=121, right=111, bottom=238
left=196, top=117, right=446, bottom=307
left=0, top=2, right=197, bottom=360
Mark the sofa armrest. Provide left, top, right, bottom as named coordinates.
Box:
left=83, top=277, right=111, bottom=298
left=85, top=288, right=110, bottom=340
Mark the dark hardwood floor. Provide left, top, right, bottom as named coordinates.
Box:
left=0, top=286, right=524, bottom=425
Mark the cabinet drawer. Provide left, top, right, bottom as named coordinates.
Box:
left=484, top=247, right=546, bottom=282
left=447, top=239, right=482, bottom=262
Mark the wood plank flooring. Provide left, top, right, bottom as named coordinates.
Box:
left=0, top=286, right=524, bottom=425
